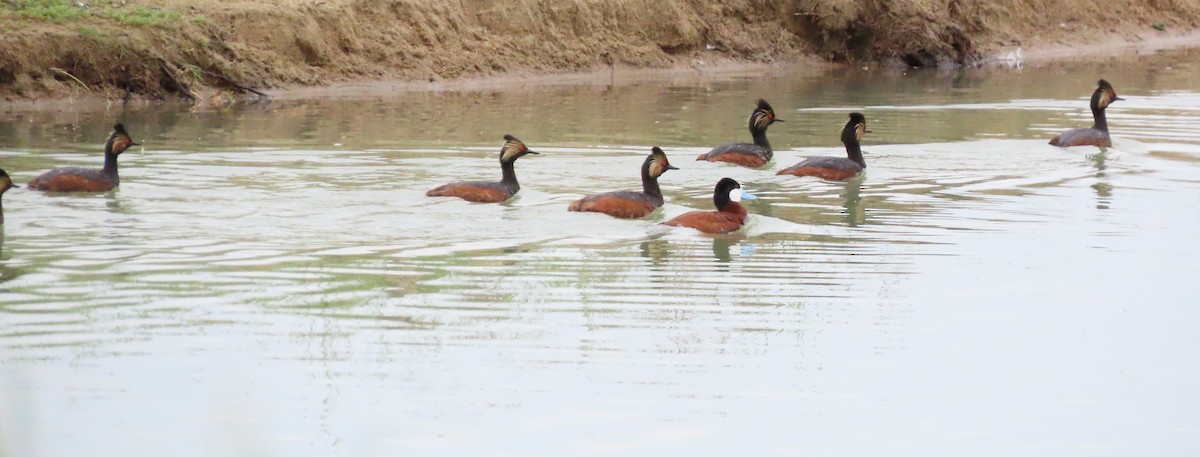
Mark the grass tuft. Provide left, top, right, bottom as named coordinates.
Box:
left=100, top=5, right=181, bottom=26
left=74, top=24, right=100, bottom=39
left=5, top=0, right=91, bottom=21
left=3, top=0, right=190, bottom=27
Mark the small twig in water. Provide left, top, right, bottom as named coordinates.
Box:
left=158, top=61, right=198, bottom=101
left=49, top=67, right=90, bottom=91
left=201, top=69, right=269, bottom=98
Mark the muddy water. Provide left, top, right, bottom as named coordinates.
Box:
left=2, top=49, right=1200, bottom=456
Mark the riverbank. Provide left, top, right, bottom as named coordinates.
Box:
left=1, top=0, right=1198, bottom=102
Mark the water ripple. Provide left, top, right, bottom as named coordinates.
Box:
left=2, top=56, right=1200, bottom=456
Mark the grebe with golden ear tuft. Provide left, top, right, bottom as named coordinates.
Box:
left=1050, top=79, right=1123, bottom=148
left=0, top=168, right=18, bottom=225
left=569, top=147, right=679, bottom=219
left=426, top=134, right=540, bottom=203
left=28, top=123, right=140, bottom=192
left=695, top=99, right=783, bottom=168
left=777, top=112, right=870, bottom=181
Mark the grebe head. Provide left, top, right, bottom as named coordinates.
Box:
left=1092, top=79, right=1123, bottom=110
left=646, top=147, right=679, bottom=178
left=841, top=112, right=870, bottom=146
left=748, top=99, right=783, bottom=132
left=106, top=123, right=140, bottom=155
left=0, top=168, right=17, bottom=193
left=714, top=177, right=756, bottom=210
left=500, top=134, right=539, bottom=163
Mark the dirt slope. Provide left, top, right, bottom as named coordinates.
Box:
left=1, top=0, right=1198, bottom=101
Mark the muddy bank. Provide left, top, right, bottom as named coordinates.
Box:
left=1, top=0, right=1198, bottom=101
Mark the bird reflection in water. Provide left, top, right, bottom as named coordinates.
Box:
left=840, top=180, right=866, bottom=226
left=1087, top=151, right=1113, bottom=210
left=712, top=237, right=755, bottom=266
left=639, top=238, right=671, bottom=266
left=639, top=236, right=757, bottom=271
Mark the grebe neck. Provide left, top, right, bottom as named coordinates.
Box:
left=102, top=152, right=120, bottom=181
left=500, top=160, right=519, bottom=191
left=845, top=141, right=866, bottom=168
left=641, top=169, right=663, bottom=205
left=1091, top=104, right=1109, bottom=132
left=751, top=128, right=772, bottom=152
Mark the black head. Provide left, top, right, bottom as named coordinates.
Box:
left=1091, top=79, right=1122, bottom=111
left=645, top=146, right=679, bottom=179
left=0, top=168, right=16, bottom=193
left=841, top=112, right=869, bottom=146
left=712, top=177, right=756, bottom=211
left=500, top=134, right=538, bottom=163
left=106, top=123, right=140, bottom=155
left=748, top=99, right=783, bottom=132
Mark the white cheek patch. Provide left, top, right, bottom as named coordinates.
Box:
left=728, top=188, right=757, bottom=202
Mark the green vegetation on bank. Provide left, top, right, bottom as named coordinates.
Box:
left=1, top=0, right=191, bottom=26
left=0, top=0, right=218, bottom=99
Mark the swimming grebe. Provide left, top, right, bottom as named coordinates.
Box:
left=777, top=112, right=870, bottom=181
left=426, top=134, right=539, bottom=203
left=0, top=169, right=17, bottom=225
left=568, top=147, right=679, bottom=218
left=28, top=123, right=140, bottom=192
left=1050, top=79, right=1123, bottom=148
left=662, top=177, right=757, bottom=234
left=695, top=99, right=783, bottom=168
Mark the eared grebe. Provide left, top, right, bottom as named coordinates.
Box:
left=1050, top=79, right=1122, bottom=148
left=426, top=134, right=539, bottom=203
left=569, top=147, right=679, bottom=218
left=0, top=169, right=17, bottom=225
left=28, top=123, right=140, bottom=192
left=777, top=112, right=869, bottom=181
left=695, top=99, right=782, bottom=168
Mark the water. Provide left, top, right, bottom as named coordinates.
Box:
left=2, top=49, right=1200, bottom=456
